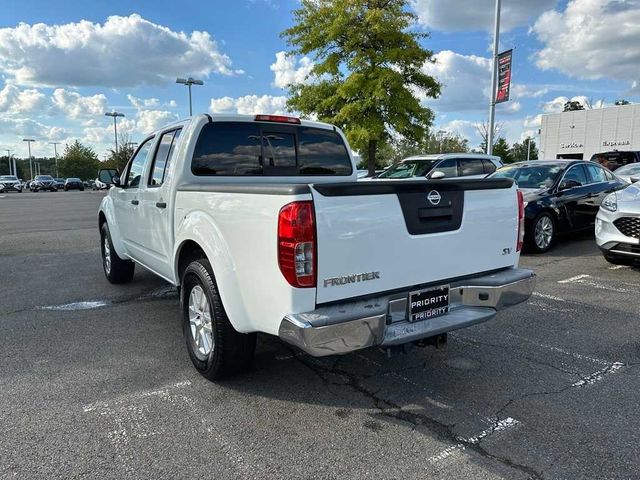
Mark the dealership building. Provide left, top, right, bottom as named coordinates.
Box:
left=539, top=103, right=640, bottom=161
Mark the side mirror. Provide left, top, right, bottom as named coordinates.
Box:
left=98, top=168, right=119, bottom=185
left=630, top=176, right=640, bottom=183
left=560, top=179, right=581, bottom=191
left=429, top=170, right=446, bottom=180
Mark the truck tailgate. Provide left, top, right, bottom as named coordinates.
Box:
left=311, top=179, right=519, bottom=304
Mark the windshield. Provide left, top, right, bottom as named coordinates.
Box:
left=376, top=160, right=436, bottom=179
left=614, top=164, right=640, bottom=176
left=35, top=175, right=54, bottom=181
left=492, top=164, right=563, bottom=189
left=67, top=178, right=81, bottom=182
left=0, top=176, right=17, bottom=181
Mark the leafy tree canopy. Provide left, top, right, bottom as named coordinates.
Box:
left=282, top=0, right=441, bottom=175
left=58, top=140, right=100, bottom=180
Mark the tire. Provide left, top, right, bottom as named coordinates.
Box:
left=181, top=258, right=256, bottom=380
left=526, top=212, right=556, bottom=253
left=100, top=223, right=135, bottom=284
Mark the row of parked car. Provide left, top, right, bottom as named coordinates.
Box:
left=0, top=175, right=97, bottom=192
left=361, top=152, right=640, bottom=264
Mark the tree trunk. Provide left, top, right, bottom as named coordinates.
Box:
left=367, top=139, right=377, bottom=177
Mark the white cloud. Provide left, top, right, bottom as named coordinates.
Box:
left=135, top=109, right=177, bottom=133
left=533, top=0, right=640, bottom=89
left=209, top=94, right=290, bottom=115
left=0, top=117, right=68, bottom=140
left=0, top=14, right=240, bottom=87
left=411, top=0, right=557, bottom=32
left=540, top=95, right=606, bottom=113
left=0, top=84, right=48, bottom=114
left=270, top=51, right=314, bottom=88
left=421, top=50, right=492, bottom=112
left=51, top=89, right=107, bottom=119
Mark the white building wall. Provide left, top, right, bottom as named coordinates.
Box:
left=540, top=104, right=640, bottom=160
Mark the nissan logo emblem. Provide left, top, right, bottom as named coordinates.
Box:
left=427, top=190, right=442, bottom=206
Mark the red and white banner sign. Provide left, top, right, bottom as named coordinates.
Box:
left=495, top=49, right=513, bottom=104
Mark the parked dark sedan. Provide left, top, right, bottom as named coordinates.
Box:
left=64, top=177, right=85, bottom=191
left=30, top=175, right=58, bottom=192
left=491, top=160, right=626, bottom=252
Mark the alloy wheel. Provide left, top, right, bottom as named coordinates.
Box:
left=188, top=285, right=214, bottom=357
left=534, top=215, right=554, bottom=250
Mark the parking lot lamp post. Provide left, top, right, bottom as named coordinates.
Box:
left=22, top=139, right=35, bottom=180
left=5, top=149, right=13, bottom=175
left=49, top=142, right=60, bottom=177
left=527, top=137, right=531, bottom=161
left=176, top=77, right=204, bottom=116
left=487, top=0, right=502, bottom=155
left=104, top=112, right=125, bottom=151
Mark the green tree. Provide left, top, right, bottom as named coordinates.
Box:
left=492, top=137, right=511, bottom=163
left=510, top=138, right=538, bottom=162
left=282, top=0, right=441, bottom=176
left=392, top=131, right=468, bottom=159
left=563, top=100, right=584, bottom=112
left=103, top=132, right=136, bottom=172
left=58, top=141, right=100, bottom=180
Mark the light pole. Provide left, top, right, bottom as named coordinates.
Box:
left=104, top=111, right=125, bottom=151
left=23, top=139, right=35, bottom=180
left=436, top=130, right=447, bottom=154
left=49, top=142, right=60, bottom=177
left=176, top=77, right=204, bottom=116
left=526, top=137, right=531, bottom=161
left=5, top=149, right=13, bottom=175
left=487, top=0, right=502, bottom=155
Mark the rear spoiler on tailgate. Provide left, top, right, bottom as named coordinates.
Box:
left=311, top=178, right=514, bottom=196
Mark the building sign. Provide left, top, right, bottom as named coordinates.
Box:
left=602, top=140, right=631, bottom=147
left=560, top=142, right=584, bottom=149
left=495, top=49, right=513, bottom=104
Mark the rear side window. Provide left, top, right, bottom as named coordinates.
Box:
left=585, top=163, right=607, bottom=183
left=149, top=128, right=182, bottom=186
left=192, top=122, right=352, bottom=176
left=482, top=159, right=497, bottom=174
left=459, top=158, right=485, bottom=176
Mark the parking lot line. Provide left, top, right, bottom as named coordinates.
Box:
left=571, top=362, right=625, bottom=387
left=503, top=333, right=610, bottom=366
left=82, top=380, right=192, bottom=412
left=428, top=417, right=520, bottom=465
left=557, top=274, right=637, bottom=293
left=558, top=274, right=591, bottom=284
left=39, top=300, right=111, bottom=311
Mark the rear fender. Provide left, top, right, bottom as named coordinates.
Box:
left=174, top=210, right=250, bottom=332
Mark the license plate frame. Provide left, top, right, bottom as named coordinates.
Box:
left=408, top=285, right=450, bottom=323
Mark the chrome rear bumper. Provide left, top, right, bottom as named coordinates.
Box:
left=279, top=268, right=535, bottom=357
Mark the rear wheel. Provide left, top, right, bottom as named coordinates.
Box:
left=181, top=258, right=256, bottom=380
left=527, top=212, right=556, bottom=253
left=100, top=223, right=135, bottom=283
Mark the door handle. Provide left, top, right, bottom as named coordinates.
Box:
left=131, top=200, right=139, bottom=205
left=156, top=202, right=167, bottom=209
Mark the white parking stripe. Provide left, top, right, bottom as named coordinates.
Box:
left=558, top=274, right=591, bottom=284
left=83, top=380, right=192, bottom=412
left=609, top=265, right=629, bottom=270
left=503, top=332, right=610, bottom=366
left=428, top=417, right=520, bottom=464
left=572, top=362, right=625, bottom=387
left=39, top=300, right=110, bottom=311
left=532, top=292, right=566, bottom=302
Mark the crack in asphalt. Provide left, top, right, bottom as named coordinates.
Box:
left=289, top=348, right=544, bottom=480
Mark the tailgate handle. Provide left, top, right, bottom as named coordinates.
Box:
left=418, top=206, right=453, bottom=220
left=156, top=202, right=167, bottom=209
left=131, top=200, right=139, bottom=205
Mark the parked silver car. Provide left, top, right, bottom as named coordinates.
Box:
left=373, top=153, right=502, bottom=180
left=611, top=163, right=640, bottom=184
left=596, top=182, right=640, bottom=265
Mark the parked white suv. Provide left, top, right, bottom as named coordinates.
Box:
left=98, top=114, right=534, bottom=380
left=596, top=182, right=640, bottom=265
left=374, top=153, right=502, bottom=180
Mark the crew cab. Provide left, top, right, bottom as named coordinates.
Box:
left=98, top=114, right=535, bottom=380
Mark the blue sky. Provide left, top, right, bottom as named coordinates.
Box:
left=1, top=0, right=639, bottom=159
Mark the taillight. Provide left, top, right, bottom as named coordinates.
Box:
left=278, top=201, right=316, bottom=288
left=516, top=189, right=525, bottom=252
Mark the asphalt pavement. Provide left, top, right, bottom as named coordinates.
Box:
left=1, top=191, right=639, bottom=480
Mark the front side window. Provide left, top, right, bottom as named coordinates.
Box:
left=191, top=122, right=352, bottom=176
left=126, top=138, right=154, bottom=188
left=434, top=158, right=458, bottom=178
left=563, top=165, right=588, bottom=186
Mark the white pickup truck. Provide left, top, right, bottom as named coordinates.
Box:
left=98, top=114, right=535, bottom=380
